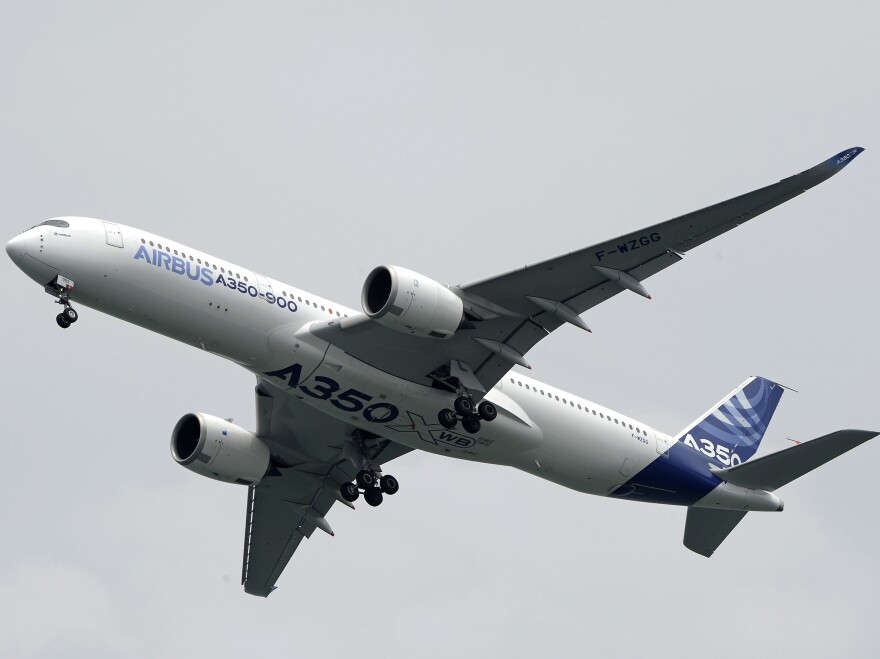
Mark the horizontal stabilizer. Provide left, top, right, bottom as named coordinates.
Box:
left=711, top=429, right=878, bottom=492
left=684, top=508, right=748, bottom=558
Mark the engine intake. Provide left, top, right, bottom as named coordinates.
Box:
left=362, top=265, right=464, bottom=339
left=171, top=413, right=270, bottom=485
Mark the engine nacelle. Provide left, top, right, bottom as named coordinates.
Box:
left=171, top=413, right=270, bottom=486
left=361, top=265, right=464, bottom=339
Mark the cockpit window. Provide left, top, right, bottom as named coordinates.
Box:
left=39, top=219, right=70, bottom=228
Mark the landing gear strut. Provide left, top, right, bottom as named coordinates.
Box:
left=339, top=432, right=400, bottom=507
left=438, top=395, right=498, bottom=434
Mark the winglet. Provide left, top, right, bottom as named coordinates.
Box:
left=789, top=147, right=864, bottom=192
left=826, top=147, right=864, bottom=169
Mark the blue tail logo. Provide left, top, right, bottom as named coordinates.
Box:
left=677, top=376, right=784, bottom=467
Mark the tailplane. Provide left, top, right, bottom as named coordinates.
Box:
left=710, top=429, right=878, bottom=491
left=677, top=376, right=785, bottom=467
left=684, top=429, right=878, bottom=557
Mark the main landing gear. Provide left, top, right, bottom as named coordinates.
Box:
left=438, top=395, right=497, bottom=434
left=340, top=471, right=399, bottom=507
left=340, top=430, right=400, bottom=507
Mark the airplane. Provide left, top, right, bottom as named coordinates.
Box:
left=6, top=147, right=874, bottom=597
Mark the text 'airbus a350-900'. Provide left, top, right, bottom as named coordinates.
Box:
left=7, top=148, right=874, bottom=596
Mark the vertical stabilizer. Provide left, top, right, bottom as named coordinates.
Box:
left=676, top=376, right=784, bottom=466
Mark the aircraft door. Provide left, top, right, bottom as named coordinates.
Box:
left=103, top=222, right=124, bottom=248
left=654, top=430, right=670, bottom=458
left=256, top=274, right=274, bottom=300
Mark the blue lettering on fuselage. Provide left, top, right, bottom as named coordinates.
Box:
left=134, top=245, right=214, bottom=286
left=133, top=244, right=297, bottom=313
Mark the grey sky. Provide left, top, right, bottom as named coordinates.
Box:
left=2, top=2, right=878, bottom=658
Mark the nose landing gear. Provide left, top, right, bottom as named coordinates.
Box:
left=47, top=275, right=79, bottom=329
left=56, top=306, right=78, bottom=329
left=438, top=396, right=498, bottom=434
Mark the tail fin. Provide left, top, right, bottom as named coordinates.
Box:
left=677, top=376, right=784, bottom=467
left=684, top=508, right=747, bottom=558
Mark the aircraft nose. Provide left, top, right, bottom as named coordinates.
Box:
left=5, top=233, right=28, bottom=264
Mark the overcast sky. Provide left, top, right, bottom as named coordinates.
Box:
left=2, top=2, right=879, bottom=658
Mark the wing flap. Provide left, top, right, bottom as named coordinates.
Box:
left=242, top=472, right=324, bottom=597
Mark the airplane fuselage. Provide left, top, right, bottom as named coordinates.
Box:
left=5, top=216, right=780, bottom=512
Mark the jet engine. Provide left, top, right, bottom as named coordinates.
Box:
left=361, top=265, right=464, bottom=339
left=171, top=413, right=270, bottom=485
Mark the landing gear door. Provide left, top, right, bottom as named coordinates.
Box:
left=103, top=222, right=123, bottom=248
left=654, top=431, right=670, bottom=458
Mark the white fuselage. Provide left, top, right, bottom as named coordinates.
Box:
left=8, top=217, right=755, bottom=506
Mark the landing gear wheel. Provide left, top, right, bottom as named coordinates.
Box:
left=356, top=470, right=375, bottom=489
left=477, top=401, right=497, bottom=422
left=461, top=414, right=481, bottom=434
left=379, top=474, right=399, bottom=495
left=56, top=313, right=71, bottom=329
left=364, top=488, right=384, bottom=507
left=438, top=408, right=458, bottom=429
left=62, top=307, right=78, bottom=323
left=453, top=396, right=474, bottom=416
left=340, top=482, right=360, bottom=502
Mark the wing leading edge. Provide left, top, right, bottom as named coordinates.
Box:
left=311, top=148, right=864, bottom=393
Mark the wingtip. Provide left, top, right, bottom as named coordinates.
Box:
left=827, top=146, right=864, bottom=168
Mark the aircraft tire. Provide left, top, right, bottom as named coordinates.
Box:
left=356, top=470, right=374, bottom=489
left=63, top=307, right=78, bottom=323
left=461, top=415, right=481, bottom=434
left=438, top=408, right=457, bottom=429
left=379, top=474, right=399, bottom=495
left=453, top=396, right=473, bottom=416
left=364, top=489, right=383, bottom=507
left=340, top=482, right=359, bottom=502
left=56, top=313, right=71, bottom=329
left=477, top=401, right=497, bottom=422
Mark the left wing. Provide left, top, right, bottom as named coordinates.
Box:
left=313, top=148, right=863, bottom=393
left=242, top=379, right=411, bottom=597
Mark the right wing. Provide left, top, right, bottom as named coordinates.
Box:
left=241, top=379, right=412, bottom=597
left=313, top=148, right=864, bottom=394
